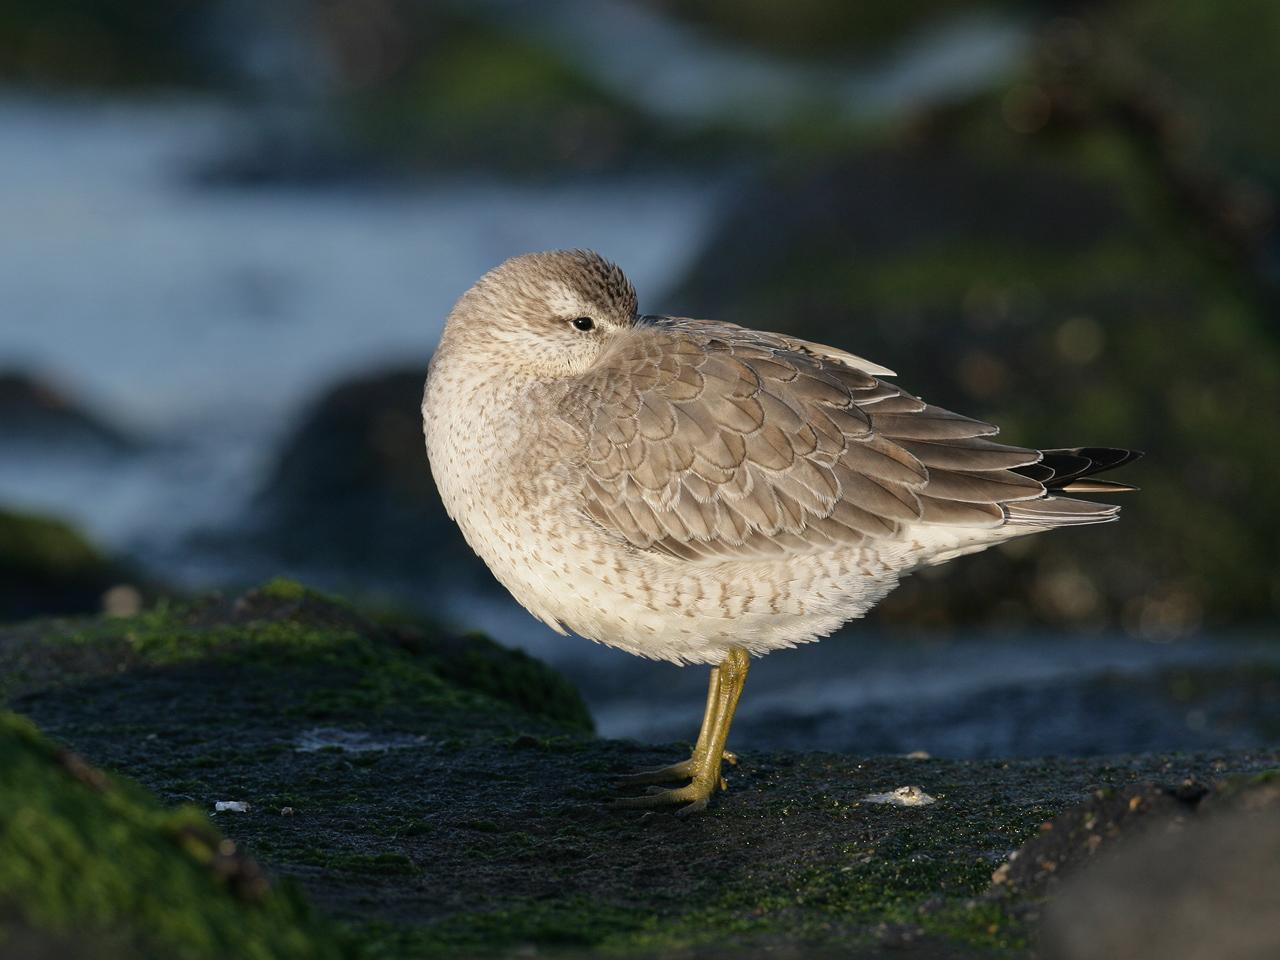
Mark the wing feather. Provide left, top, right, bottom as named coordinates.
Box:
left=559, top=317, right=1088, bottom=562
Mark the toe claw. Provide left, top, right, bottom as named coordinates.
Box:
left=611, top=780, right=715, bottom=812
left=614, top=760, right=695, bottom=787
left=610, top=749, right=742, bottom=813
left=675, top=796, right=708, bottom=817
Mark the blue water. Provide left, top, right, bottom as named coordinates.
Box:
left=0, top=96, right=719, bottom=565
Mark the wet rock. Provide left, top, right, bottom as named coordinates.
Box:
left=1040, top=775, right=1280, bottom=960
left=0, top=371, right=137, bottom=455
left=991, top=780, right=1208, bottom=895
left=250, top=369, right=487, bottom=591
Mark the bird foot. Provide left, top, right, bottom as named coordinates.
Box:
left=614, top=750, right=737, bottom=786
left=612, top=750, right=737, bottom=814
left=611, top=779, right=718, bottom=816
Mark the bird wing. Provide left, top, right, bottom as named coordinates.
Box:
left=560, top=317, right=1045, bottom=562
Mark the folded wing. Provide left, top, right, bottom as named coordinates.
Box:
left=561, top=317, right=1125, bottom=562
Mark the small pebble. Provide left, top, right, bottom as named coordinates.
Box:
left=101, top=584, right=142, bottom=617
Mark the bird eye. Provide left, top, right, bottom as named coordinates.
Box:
left=571, top=316, right=596, bottom=332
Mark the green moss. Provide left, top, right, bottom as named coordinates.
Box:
left=0, top=711, right=349, bottom=960
left=354, top=853, right=1028, bottom=958
left=430, top=632, right=594, bottom=733
left=328, top=852, right=419, bottom=877
left=256, top=576, right=310, bottom=603
left=0, top=508, right=104, bottom=580
left=5, top=580, right=592, bottom=735
left=337, top=779, right=1053, bottom=957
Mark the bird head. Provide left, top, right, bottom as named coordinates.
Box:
left=440, top=249, right=638, bottom=378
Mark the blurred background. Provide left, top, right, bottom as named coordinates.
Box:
left=2, top=0, right=1278, bottom=758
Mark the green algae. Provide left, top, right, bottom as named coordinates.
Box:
left=427, top=631, right=593, bottom=733
left=0, top=711, right=349, bottom=960
left=256, top=576, right=312, bottom=604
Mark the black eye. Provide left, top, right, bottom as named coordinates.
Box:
left=571, top=316, right=595, bottom=332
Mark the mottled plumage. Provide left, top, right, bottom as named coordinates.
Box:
left=423, top=250, right=1140, bottom=812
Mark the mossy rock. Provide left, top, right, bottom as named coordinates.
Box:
left=0, top=508, right=136, bottom=622
left=0, top=711, right=348, bottom=960
left=0, top=577, right=591, bottom=737
left=0, top=509, right=103, bottom=580
left=4, top=583, right=1277, bottom=957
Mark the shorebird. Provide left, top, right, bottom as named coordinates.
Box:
left=422, top=250, right=1139, bottom=813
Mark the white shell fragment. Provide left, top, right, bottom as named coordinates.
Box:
left=862, top=786, right=936, bottom=807
left=214, top=800, right=251, bottom=813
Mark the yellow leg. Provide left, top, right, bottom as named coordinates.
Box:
left=614, top=647, right=750, bottom=815
left=615, top=663, right=732, bottom=786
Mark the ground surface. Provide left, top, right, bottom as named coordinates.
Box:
left=2, top=584, right=1276, bottom=958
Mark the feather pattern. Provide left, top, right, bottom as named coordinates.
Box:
left=556, top=316, right=1142, bottom=563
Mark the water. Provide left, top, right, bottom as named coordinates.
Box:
left=457, top=594, right=1280, bottom=758
left=0, top=95, right=720, bottom=559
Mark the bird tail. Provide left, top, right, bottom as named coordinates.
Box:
left=1005, top=447, right=1143, bottom=527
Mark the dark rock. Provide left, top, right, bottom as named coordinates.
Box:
left=1040, top=775, right=1280, bottom=960
left=250, top=368, right=488, bottom=591
left=990, top=780, right=1207, bottom=896
left=0, top=371, right=137, bottom=455
left=0, top=508, right=143, bottom=622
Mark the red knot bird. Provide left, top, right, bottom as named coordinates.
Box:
left=422, top=249, right=1140, bottom=814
